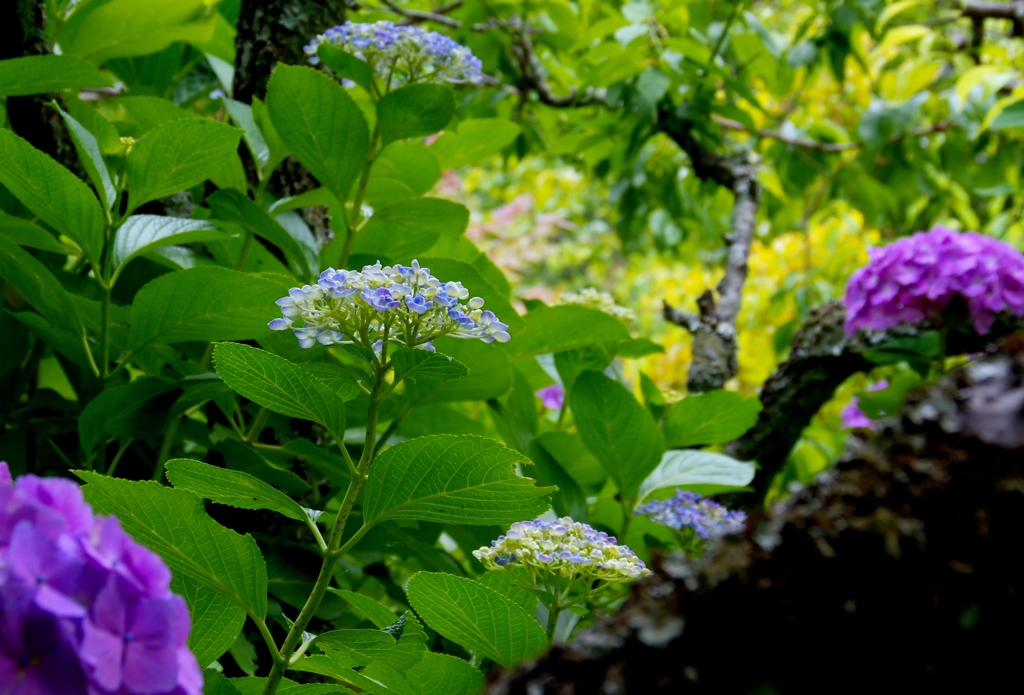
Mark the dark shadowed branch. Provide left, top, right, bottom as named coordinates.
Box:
left=726, top=300, right=1024, bottom=498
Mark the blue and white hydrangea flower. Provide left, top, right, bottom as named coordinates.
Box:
left=473, top=517, right=649, bottom=583
left=304, top=21, right=483, bottom=86
left=635, top=490, right=746, bottom=540
left=269, top=260, right=510, bottom=356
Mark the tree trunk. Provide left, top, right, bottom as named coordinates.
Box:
left=490, top=334, right=1024, bottom=693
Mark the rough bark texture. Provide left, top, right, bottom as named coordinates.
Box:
left=232, top=0, right=347, bottom=237
left=233, top=0, right=348, bottom=104
left=657, top=101, right=762, bottom=393
left=489, top=335, right=1024, bottom=693
left=727, top=301, right=1024, bottom=497
left=0, top=0, right=77, bottom=168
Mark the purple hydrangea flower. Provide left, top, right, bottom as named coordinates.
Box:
left=304, top=21, right=483, bottom=86
left=269, top=260, right=512, bottom=355
left=0, top=462, right=201, bottom=695
left=535, top=384, right=565, bottom=410
left=473, top=517, right=649, bottom=582
left=844, top=226, right=1024, bottom=335
left=635, top=490, right=747, bottom=540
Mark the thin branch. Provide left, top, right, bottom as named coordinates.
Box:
left=726, top=300, right=1024, bottom=499
left=713, top=116, right=954, bottom=152
left=379, top=0, right=462, bottom=27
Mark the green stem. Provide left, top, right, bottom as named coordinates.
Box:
left=99, top=283, right=112, bottom=379
left=152, top=415, right=181, bottom=482
left=235, top=231, right=254, bottom=271
left=340, top=124, right=381, bottom=269
left=260, top=365, right=387, bottom=695
left=246, top=407, right=270, bottom=443
left=106, top=438, right=133, bottom=477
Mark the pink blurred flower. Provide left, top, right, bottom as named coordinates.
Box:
left=536, top=385, right=565, bottom=410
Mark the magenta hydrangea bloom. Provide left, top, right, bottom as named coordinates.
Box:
left=844, top=226, right=1024, bottom=335
left=0, top=462, right=201, bottom=695
left=535, top=384, right=565, bottom=410
left=839, top=380, right=889, bottom=431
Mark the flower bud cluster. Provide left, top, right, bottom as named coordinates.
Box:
left=0, top=462, right=201, bottom=695
left=845, top=226, right=1024, bottom=336
left=473, top=517, right=649, bottom=583
left=269, top=260, right=510, bottom=354
left=557, top=288, right=636, bottom=324
left=304, top=21, right=482, bottom=86
left=636, top=490, right=747, bottom=540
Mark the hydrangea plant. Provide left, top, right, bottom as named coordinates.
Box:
left=305, top=21, right=482, bottom=87
left=269, top=260, right=510, bottom=355
left=844, top=226, right=1024, bottom=336
left=636, top=490, right=747, bottom=558
left=0, top=10, right=762, bottom=695
left=474, top=518, right=649, bottom=641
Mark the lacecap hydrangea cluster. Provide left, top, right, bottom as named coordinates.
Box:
left=473, top=518, right=650, bottom=583
left=636, top=490, right=747, bottom=540
left=0, top=462, right=200, bottom=695
left=844, top=226, right=1024, bottom=336
left=556, top=288, right=636, bottom=324
left=304, top=21, right=482, bottom=85
left=269, top=260, right=510, bottom=354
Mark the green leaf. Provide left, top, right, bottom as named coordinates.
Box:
left=664, top=391, right=762, bottom=448
left=527, top=440, right=587, bottom=521
left=113, top=215, right=226, bottom=273
left=429, top=119, right=522, bottom=169
left=317, top=627, right=425, bottom=673
left=0, top=55, right=109, bottom=96
left=52, top=103, right=116, bottom=211
left=78, top=377, right=176, bottom=454
left=406, top=572, right=547, bottom=668
left=315, top=630, right=397, bottom=668
left=362, top=435, right=553, bottom=527
left=77, top=472, right=268, bottom=619
left=0, top=127, right=104, bottom=265
left=165, top=458, right=308, bottom=522
left=377, top=84, right=455, bottom=146
left=203, top=671, right=245, bottom=695
left=129, top=268, right=285, bottom=350
left=991, top=99, right=1024, bottom=131
left=510, top=306, right=630, bottom=357
left=368, top=143, right=441, bottom=200
left=289, top=658, right=396, bottom=695
left=318, top=43, right=374, bottom=92
left=207, top=189, right=316, bottom=279
left=0, top=216, right=65, bottom=254
left=229, top=678, right=352, bottom=695
left=405, top=653, right=484, bottom=695
left=478, top=571, right=538, bottom=614
left=266, top=65, right=369, bottom=203
left=223, top=98, right=271, bottom=170
left=352, top=199, right=469, bottom=260
left=298, top=363, right=362, bottom=401
left=171, top=574, right=245, bottom=668
left=404, top=338, right=513, bottom=404
left=213, top=343, right=347, bottom=440
left=112, top=95, right=196, bottom=135
left=268, top=188, right=336, bottom=216
left=127, top=118, right=241, bottom=213
left=637, top=450, right=755, bottom=503
left=0, top=234, right=85, bottom=340
left=392, top=349, right=468, bottom=386
left=327, top=589, right=399, bottom=629
left=569, top=371, right=664, bottom=503
left=56, top=0, right=219, bottom=62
